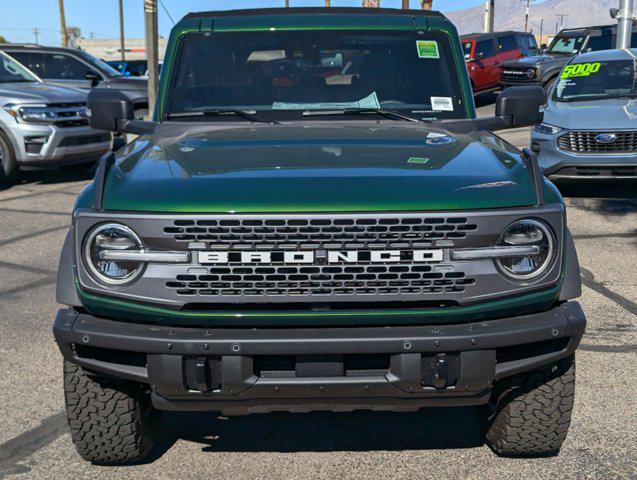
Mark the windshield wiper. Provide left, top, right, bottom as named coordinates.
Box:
left=167, top=109, right=278, bottom=124
left=302, top=108, right=422, bottom=123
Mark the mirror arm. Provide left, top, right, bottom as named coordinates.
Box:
left=115, top=118, right=156, bottom=135
left=435, top=116, right=512, bottom=134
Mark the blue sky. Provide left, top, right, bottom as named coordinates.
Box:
left=1, top=0, right=484, bottom=46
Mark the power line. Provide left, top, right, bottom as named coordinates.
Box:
left=158, top=0, right=175, bottom=25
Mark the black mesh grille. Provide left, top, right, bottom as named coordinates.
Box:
left=166, top=264, right=475, bottom=298
left=557, top=131, right=637, bottom=154
left=163, top=216, right=478, bottom=249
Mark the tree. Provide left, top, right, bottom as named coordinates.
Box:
left=421, top=0, right=433, bottom=10
left=0, top=35, right=8, bottom=44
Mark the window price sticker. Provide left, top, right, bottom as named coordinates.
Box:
left=416, top=40, right=440, bottom=59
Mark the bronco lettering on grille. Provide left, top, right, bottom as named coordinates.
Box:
left=198, top=250, right=444, bottom=265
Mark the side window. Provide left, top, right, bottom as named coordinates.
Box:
left=475, top=40, right=496, bottom=59
left=42, top=53, right=93, bottom=80
left=631, top=31, right=637, bottom=48
left=5, top=51, right=35, bottom=73
left=497, top=35, right=518, bottom=52
left=586, top=33, right=613, bottom=51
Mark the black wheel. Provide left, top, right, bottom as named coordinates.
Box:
left=485, top=355, right=575, bottom=457
left=64, top=361, right=158, bottom=464
left=0, top=130, right=19, bottom=187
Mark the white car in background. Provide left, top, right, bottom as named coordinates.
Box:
left=0, top=51, right=111, bottom=186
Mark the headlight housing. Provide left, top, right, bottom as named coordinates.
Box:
left=83, top=223, right=144, bottom=286
left=532, top=123, right=563, bottom=135
left=525, top=68, right=536, bottom=78
left=495, top=219, right=555, bottom=282
left=3, top=103, right=88, bottom=124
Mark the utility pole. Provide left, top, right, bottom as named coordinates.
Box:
left=556, top=12, right=568, bottom=28
left=402, top=0, right=409, bottom=9
left=325, top=0, right=330, bottom=6
left=118, top=0, right=126, bottom=61
left=539, top=18, right=544, bottom=45
left=33, top=28, right=40, bottom=45
left=524, top=0, right=531, bottom=32
left=616, top=0, right=635, bottom=49
left=285, top=0, right=289, bottom=7
left=483, top=0, right=495, bottom=33
left=144, top=0, right=159, bottom=119
left=58, top=0, right=68, bottom=47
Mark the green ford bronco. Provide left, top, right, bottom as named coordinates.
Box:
left=54, top=8, right=585, bottom=463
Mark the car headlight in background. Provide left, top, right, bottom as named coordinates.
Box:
left=83, top=223, right=145, bottom=286
left=495, top=219, right=555, bottom=282
left=532, top=123, right=563, bottom=135
left=3, top=103, right=88, bottom=124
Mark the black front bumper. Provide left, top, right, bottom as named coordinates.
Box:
left=53, top=303, right=585, bottom=414
left=499, top=80, right=544, bottom=89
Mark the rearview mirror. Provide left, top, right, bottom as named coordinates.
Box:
left=87, top=89, right=154, bottom=134
left=495, top=86, right=545, bottom=128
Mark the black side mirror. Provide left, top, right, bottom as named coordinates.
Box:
left=496, top=86, right=545, bottom=128
left=85, top=71, right=101, bottom=87
left=87, top=89, right=154, bottom=134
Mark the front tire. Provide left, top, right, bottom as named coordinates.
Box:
left=0, top=131, right=19, bottom=187
left=486, top=355, right=576, bottom=457
left=63, top=361, right=158, bottom=464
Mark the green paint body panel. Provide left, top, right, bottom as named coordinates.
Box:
left=76, top=8, right=567, bottom=326
left=101, top=125, right=537, bottom=213
left=78, top=286, right=560, bottom=328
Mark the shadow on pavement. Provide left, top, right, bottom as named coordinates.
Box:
left=1, top=166, right=96, bottom=192
left=556, top=179, right=637, bottom=217
left=147, top=407, right=486, bottom=460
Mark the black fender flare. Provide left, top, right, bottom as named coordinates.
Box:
left=559, top=228, right=582, bottom=301
left=57, top=227, right=82, bottom=307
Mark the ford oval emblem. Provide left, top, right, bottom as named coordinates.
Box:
left=594, top=133, right=617, bottom=144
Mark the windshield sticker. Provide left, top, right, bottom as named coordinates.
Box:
left=416, top=40, right=440, bottom=59
left=430, top=97, right=454, bottom=111
left=561, top=62, right=601, bottom=79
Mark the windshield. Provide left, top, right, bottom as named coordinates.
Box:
left=548, top=35, right=585, bottom=54
left=554, top=59, right=637, bottom=102
left=167, top=30, right=465, bottom=120
left=77, top=51, right=123, bottom=77
left=0, top=51, right=39, bottom=83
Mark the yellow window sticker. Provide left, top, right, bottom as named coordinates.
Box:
left=416, top=40, right=439, bottom=59
left=561, top=62, right=601, bottom=79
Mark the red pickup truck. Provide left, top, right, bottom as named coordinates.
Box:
left=461, top=31, right=538, bottom=94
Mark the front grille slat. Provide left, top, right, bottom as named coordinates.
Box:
left=557, top=131, right=637, bottom=154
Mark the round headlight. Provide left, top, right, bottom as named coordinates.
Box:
left=83, top=223, right=144, bottom=285
left=495, top=219, right=555, bottom=282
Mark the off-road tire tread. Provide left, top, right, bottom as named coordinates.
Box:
left=63, top=361, right=156, bottom=464
left=486, top=355, right=575, bottom=457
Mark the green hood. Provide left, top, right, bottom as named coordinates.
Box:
left=101, top=123, right=537, bottom=213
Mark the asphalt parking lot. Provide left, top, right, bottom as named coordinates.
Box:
left=0, top=99, right=635, bottom=479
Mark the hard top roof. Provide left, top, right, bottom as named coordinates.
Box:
left=185, top=7, right=444, bottom=19
left=569, top=48, right=637, bottom=62
left=460, top=31, right=530, bottom=41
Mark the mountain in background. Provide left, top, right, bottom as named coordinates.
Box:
left=444, top=0, right=616, bottom=37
